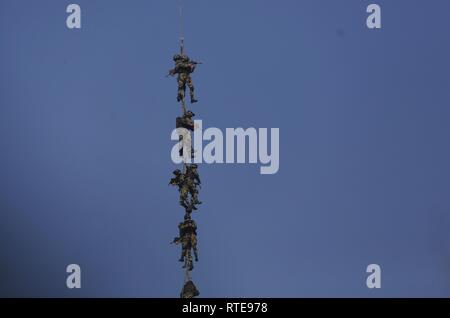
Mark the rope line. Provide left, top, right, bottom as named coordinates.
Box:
left=178, top=0, right=185, bottom=54
left=171, top=0, right=201, bottom=299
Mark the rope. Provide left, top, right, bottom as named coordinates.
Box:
left=178, top=0, right=185, bottom=54
left=184, top=267, right=191, bottom=283
left=181, top=96, right=187, bottom=115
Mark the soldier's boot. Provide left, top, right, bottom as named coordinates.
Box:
left=189, top=84, right=197, bottom=103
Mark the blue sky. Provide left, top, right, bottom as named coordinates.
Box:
left=1, top=0, right=450, bottom=297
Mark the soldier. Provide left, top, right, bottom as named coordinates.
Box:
left=173, top=214, right=199, bottom=270
left=168, top=54, right=199, bottom=104
left=170, top=168, right=201, bottom=210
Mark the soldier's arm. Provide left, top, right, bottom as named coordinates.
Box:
left=171, top=237, right=181, bottom=244
left=169, top=177, right=177, bottom=185
left=168, top=68, right=177, bottom=76
left=171, top=175, right=181, bottom=185
left=170, top=63, right=183, bottom=75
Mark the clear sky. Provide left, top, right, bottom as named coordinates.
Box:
left=1, top=0, right=450, bottom=297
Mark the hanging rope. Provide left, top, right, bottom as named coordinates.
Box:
left=184, top=267, right=191, bottom=283
left=178, top=0, right=185, bottom=55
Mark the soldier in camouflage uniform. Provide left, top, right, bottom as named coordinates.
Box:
left=169, top=167, right=201, bottom=210
left=168, top=54, right=198, bottom=104
left=173, top=213, right=199, bottom=271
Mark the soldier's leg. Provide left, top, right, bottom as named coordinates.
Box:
left=178, top=74, right=187, bottom=102
left=180, top=186, right=188, bottom=208
left=183, top=239, right=194, bottom=270
left=192, top=235, right=199, bottom=262
left=179, top=240, right=186, bottom=262
left=187, top=252, right=194, bottom=271
left=184, top=250, right=193, bottom=270
left=181, top=241, right=190, bottom=267
left=177, top=78, right=183, bottom=102
left=190, top=186, right=201, bottom=205
left=187, top=77, right=197, bottom=103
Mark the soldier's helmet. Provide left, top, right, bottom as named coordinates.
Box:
left=181, top=280, right=200, bottom=298
left=173, top=54, right=182, bottom=61
left=173, top=169, right=181, bottom=175
left=190, top=164, right=198, bottom=169
left=181, top=55, right=190, bottom=62
left=185, top=111, right=195, bottom=117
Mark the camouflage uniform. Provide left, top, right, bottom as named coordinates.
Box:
left=169, top=167, right=201, bottom=210
left=169, top=169, right=190, bottom=208
left=169, top=169, right=183, bottom=190
left=186, top=164, right=201, bottom=185
left=173, top=215, right=199, bottom=271
left=169, top=54, right=198, bottom=104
